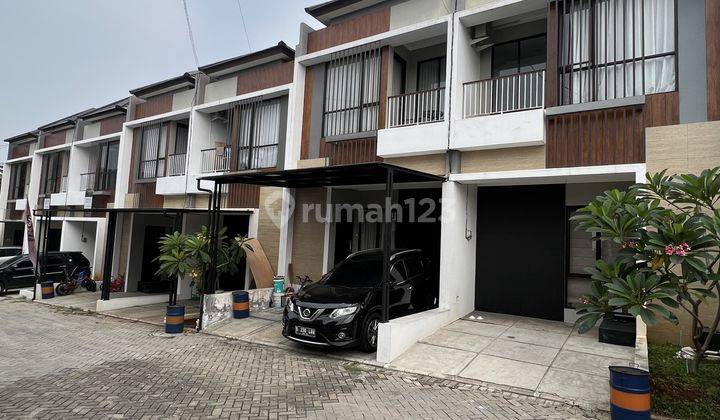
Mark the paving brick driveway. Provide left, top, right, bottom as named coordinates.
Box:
left=0, top=297, right=601, bottom=419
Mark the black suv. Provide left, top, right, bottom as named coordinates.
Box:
left=0, top=252, right=90, bottom=292
left=282, top=249, right=437, bottom=352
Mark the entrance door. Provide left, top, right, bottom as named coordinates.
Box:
left=475, top=185, right=565, bottom=321
left=139, top=226, right=169, bottom=293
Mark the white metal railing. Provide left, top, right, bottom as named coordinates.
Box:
left=387, top=88, right=445, bottom=128
left=167, top=153, right=186, bottom=176
left=80, top=172, right=95, bottom=191
left=201, top=147, right=231, bottom=173
left=463, top=70, right=545, bottom=118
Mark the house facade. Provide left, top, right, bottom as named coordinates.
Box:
left=1, top=0, right=718, bottom=363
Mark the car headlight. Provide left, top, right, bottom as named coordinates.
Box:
left=287, top=299, right=296, bottom=313
left=329, top=306, right=357, bottom=318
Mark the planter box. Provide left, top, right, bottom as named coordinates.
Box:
left=599, top=315, right=636, bottom=347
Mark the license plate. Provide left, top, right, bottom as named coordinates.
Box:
left=295, top=325, right=316, bottom=338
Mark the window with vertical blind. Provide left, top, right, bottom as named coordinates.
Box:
left=137, top=122, right=166, bottom=179
left=557, top=0, right=676, bottom=105
left=322, top=47, right=382, bottom=138
left=236, top=99, right=281, bottom=170
left=8, top=162, right=29, bottom=200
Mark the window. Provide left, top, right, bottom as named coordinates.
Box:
left=8, top=162, right=29, bottom=200
left=390, top=261, right=408, bottom=283
left=405, top=256, right=423, bottom=278
left=417, top=57, right=446, bottom=90
left=236, top=99, right=281, bottom=170
left=96, top=141, right=119, bottom=190
left=558, top=0, right=676, bottom=104
left=492, top=35, right=547, bottom=77
left=323, top=47, right=381, bottom=138
left=137, top=123, right=166, bottom=179
left=41, top=152, right=66, bottom=194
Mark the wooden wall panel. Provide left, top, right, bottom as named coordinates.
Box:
left=43, top=130, right=68, bottom=148
left=300, top=68, right=314, bottom=160
left=9, top=142, right=31, bottom=159
left=134, top=94, right=173, bottom=119
left=378, top=46, right=390, bottom=129
left=236, top=61, right=294, bottom=96
left=99, top=115, right=126, bottom=135
left=134, top=182, right=163, bottom=208
left=708, top=0, right=720, bottom=121
left=307, top=7, right=390, bottom=53
left=320, top=138, right=382, bottom=166
left=545, top=2, right=558, bottom=108
left=546, top=92, right=679, bottom=168
left=226, top=184, right=260, bottom=208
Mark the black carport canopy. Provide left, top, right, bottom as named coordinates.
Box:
left=199, top=162, right=446, bottom=324
left=197, top=162, right=446, bottom=187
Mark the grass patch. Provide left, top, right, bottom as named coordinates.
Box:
left=649, top=343, right=720, bottom=419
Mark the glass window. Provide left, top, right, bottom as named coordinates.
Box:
left=559, top=0, right=676, bottom=104
left=417, top=57, right=446, bottom=90
left=322, top=255, right=383, bottom=288
left=492, top=35, right=547, bottom=77
left=405, top=256, right=423, bottom=278
left=236, top=99, right=281, bottom=170
left=390, top=261, right=408, bottom=283
left=323, top=48, right=382, bottom=137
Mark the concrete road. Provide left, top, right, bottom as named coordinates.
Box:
left=0, top=297, right=600, bottom=419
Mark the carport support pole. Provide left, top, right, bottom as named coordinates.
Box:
left=100, top=211, right=117, bottom=300
left=39, top=210, right=50, bottom=287
left=381, top=169, right=394, bottom=324
left=206, top=181, right=221, bottom=295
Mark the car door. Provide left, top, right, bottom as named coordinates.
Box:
left=44, top=255, right=66, bottom=282
left=389, top=259, right=412, bottom=315
left=8, top=258, right=35, bottom=289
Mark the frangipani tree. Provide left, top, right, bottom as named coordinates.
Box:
left=157, top=226, right=249, bottom=298
left=571, top=167, right=720, bottom=373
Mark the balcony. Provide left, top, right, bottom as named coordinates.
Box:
left=377, top=88, right=448, bottom=158
left=80, top=171, right=117, bottom=192
left=167, top=153, right=187, bottom=177
left=200, top=147, right=231, bottom=173
left=452, top=70, right=546, bottom=151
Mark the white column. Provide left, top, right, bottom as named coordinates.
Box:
left=438, top=181, right=476, bottom=316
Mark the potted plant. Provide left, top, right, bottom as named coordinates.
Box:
left=156, top=226, right=249, bottom=329
left=572, top=168, right=720, bottom=373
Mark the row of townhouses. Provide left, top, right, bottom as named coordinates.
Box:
left=2, top=0, right=719, bottom=362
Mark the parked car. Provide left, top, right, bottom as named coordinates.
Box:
left=0, top=252, right=91, bottom=293
left=282, top=249, right=437, bottom=352
left=0, top=247, right=22, bottom=264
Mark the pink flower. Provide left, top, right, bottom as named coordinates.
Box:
left=675, top=248, right=687, bottom=257
left=680, top=242, right=691, bottom=252
left=664, top=245, right=675, bottom=256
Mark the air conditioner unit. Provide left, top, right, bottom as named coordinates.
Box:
left=471, top=23, right=494, bottom=52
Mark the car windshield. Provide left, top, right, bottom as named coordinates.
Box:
left=0, top=255, right=23, bottom=268
left=321, top=254, right=382, bottom=288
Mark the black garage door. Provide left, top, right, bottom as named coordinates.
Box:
left=475, top=185, right=566, bottom=321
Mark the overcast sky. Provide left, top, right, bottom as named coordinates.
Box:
left=0, top=0, right=322, bottom=161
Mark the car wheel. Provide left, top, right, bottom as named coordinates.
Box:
left=359, top=312, right=381, bottom=353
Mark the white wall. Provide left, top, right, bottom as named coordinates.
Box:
left=451, top=108, right=545, bottom=150
left=390, top=0, right=450, bottom=30
left=114, top=125, right=134, bottom=207
left=82, top=122, right=101, bottom=140
left=377, top=121, right=448, bottom=157
left=204, top=77, right=238, bottom=103
left=60, top=220, right=97, bottom=272
left=172, top=88, right=196, bottom=111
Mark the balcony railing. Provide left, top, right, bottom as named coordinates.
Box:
left=387, top=88, right=445, bottom=128
left=463, top=70, right=545, bottom=118
left=80, top=172, right=96, bottom=191
left=167, top=153, right=186, bottom=176
left=201, top=147, right=231, bottom=173
left=96, top=170, right=117, bottom=191
left=138, top=159, right=163, bottom=180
